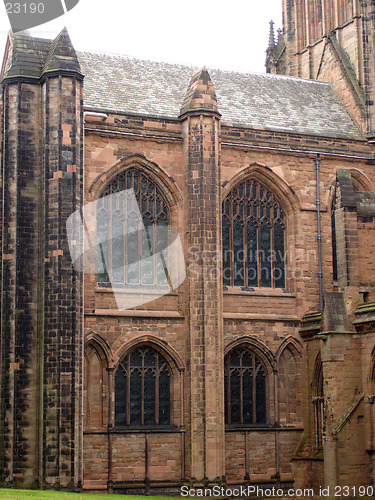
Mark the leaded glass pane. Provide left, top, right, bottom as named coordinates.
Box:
left=225, top=348, right=267, bottom=426
left=144, top=370, right=155, bottom=426
left=126, top=213, right=139, bottom=284
left=115, top=347, right=171, bottom=428
left=274, top=220, right=285, bottom=288
left=256, top=372, right=266, bottom=423
left=115, top=368, right=127, bottom=426
left=222, top=217, right=231, bottom=287
left=97, top=210, right=109, bottom=283
left=233, top=219, right=244, bottom=287
left=98, top=168, right=171, bottom=287
left=112, top=211, right=124, bottom=283
left=142, top=214, right=154, bottom=285
left=260, top=222, right=272, bottom=287
left=223, top=179, right=285, bottom=289
left=247, top=221, right=258, bottom=287
left=243, top=371, right=253, bottom=424
left=159, top=370, right=170, bottom=425
left=230, top=372, right=241, bottom=423
left=130, top=370, right=141, bottom=425
left=156, top=218, right=169, bottom=286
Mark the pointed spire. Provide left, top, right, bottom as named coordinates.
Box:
left=268, top=20, right=276, bottom=48
left=42, top=27, right=81, bottom=75
left=179, top=66, right=219, bottom=118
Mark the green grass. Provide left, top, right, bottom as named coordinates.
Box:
left=0, top=490, right=177, bottom=500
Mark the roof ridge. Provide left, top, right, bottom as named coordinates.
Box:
left=76, top=49, right=333, bottom=85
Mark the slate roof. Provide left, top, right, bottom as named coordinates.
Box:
left=77, top=51, right=365, bottom=141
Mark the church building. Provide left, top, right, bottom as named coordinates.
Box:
left=1, top=0, right=375, bottom=494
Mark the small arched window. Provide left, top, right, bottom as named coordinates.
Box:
left=115, top=346, right=171, bottom=427
left=223, top=179, right=285, bottom=289
left=312, top=357, right=324, bottom=449
left=97, top=168, right=171, bottom=286
left=225, top=347, right=267, bottom=425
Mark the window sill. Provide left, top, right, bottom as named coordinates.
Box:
left=225, top=424, right=302, bottom=432
left=111, top=425, right=182, bottom=433
left=223, top=287, right=295, bottom=298
left=95, top=285, right=177, bottom=296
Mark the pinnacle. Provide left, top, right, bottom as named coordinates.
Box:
left=179, top=66, right=218, bottom=117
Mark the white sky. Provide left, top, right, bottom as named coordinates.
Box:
left=0, top=0, right=282, bottom=74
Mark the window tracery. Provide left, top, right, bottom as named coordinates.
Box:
left=224, top=347, right=267, bottom=425
left=115, top=346, right=171, bottom=427
left=97, top=168, right=171, bottom=287
left=223, top=179, right=285, bottom=288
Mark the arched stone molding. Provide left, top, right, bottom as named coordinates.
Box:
left=113, top=334, right=185, bottom=374
left=85, top=331, right=112, bottom=367
left=276, top=335, right=303, bottom=362
left=222, top=162, right=300, bottom=293
left=224, top=336, right=276, bottom=425
left=224, top=335, right=276, bottom=374
left=222, top=162, right=301, bottom=217
left=311, top=352, right=323, bottom=396
left=88, top=153, right=183, bottom=208
left=112, top=334, right=185, bottom=429
left=84, top=332, right=111, bottom=428
left=350, top=168, right=374, bottom=192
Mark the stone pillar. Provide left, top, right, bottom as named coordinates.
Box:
left=179, top=67, right=225, bottom=484
left=0, top=29, right=84, bottom=489
left=0, top=77, right=43, bottom=488
left=361, top=0, right=375, bottom=138
left=40, top=29, right=84, bottom=489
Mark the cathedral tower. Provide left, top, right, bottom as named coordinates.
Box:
left=267, top=0, right=375, bottom=139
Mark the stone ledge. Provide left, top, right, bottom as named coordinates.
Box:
left=223, top=312, right=299, bottom=322
left=87, top=309, right=184, bottom=318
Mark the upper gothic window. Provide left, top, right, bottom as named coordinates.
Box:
left=97, top=168, right=171, bottom=286
left=115, top=346, right=171, bottom=427
left=225, top=347, right=267, bottom=426
left=223, top=179, right=285, bottom=289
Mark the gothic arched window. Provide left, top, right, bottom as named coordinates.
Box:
left=97, top=168, right=171, bottom=286
left=225, top=347, right=267, bottom=425
left=312, top=357, right=324, bottom=450
left=223, top=179, right=285, bottom=289
left=115, top=346, right=171, bottom=427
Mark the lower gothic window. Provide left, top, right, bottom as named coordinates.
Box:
left=97, top=168, right=171, bottom=287
left=312, top=357, right=324, bottom=449
left=115, top=346, right=171, bottom=427
left=222, top=178, right=286, bottom=289
left=225, top=348, right=267, bottom=425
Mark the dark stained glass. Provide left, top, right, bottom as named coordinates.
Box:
left=130, top=370, right=141, bottom=425
left=274, top=220, right=285, bottom=288
left=260, top=222, right=272, bottom=287
left=222, top=179, right=285, bottom=288
left=247, top=220, right=258, bottom=287
left=233, top=219, right=244, bottom=286
left=114, top=367, right=127, bottom=426
left=115, top=347, right=171, bottom=427
left=225, top=348, right=266, bottom=426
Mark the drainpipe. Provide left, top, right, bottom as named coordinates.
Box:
left=314, top=155, right=323, bottom=311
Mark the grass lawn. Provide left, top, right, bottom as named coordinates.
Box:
left=0, top=490, right=177, bottom=500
